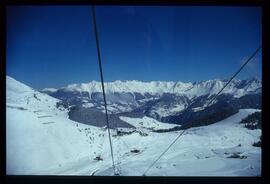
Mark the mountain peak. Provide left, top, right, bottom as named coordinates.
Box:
left=36, top=78, right=261, bottom=98
left=6, top=76, right=34, bottom=93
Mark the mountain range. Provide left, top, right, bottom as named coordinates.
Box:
left=42, top=78, right=261, bottom=128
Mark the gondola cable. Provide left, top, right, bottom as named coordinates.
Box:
left=91, top=5, right=117, bottom=176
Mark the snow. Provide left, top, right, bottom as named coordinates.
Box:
left=6, top=76, right=261, bottom=176
left=82, top=102, right=95, bottom=108
left=6, top=76, right=94, bottom=174
left=41, top=88, right=58, bottom=93
left=44, top=78, right=261, bottom=102
left=119, top=116, right=180, bottom=130
left=113, top=109, right=261, bottom=176
left=192, top=107, right=205, bottom=112
left=151, top=104, right=186, bottom=117
left=6, top=108, right=90, bottom=174
left=49, top=80, right=193, bottom=95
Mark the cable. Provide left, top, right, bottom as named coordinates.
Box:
left=205, top=45, right=262, bottom=108
left=142, top=129, right=187, bottom=176
left=91, top=5, right=117, bottom=176
left=142, top=45, right=262, bottom=176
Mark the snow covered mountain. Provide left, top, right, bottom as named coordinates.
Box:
left=42, top=78, right=261, bottom=126
left=42, top=78, right=261, bottom=98
left=6, top=76, right=261, bottom=176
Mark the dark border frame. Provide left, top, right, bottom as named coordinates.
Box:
left=1, top=0, right=269, bottom=184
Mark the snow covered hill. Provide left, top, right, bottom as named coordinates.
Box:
left=6, top=76, right=106, bottom=174
left=108, top=109, right=261, bottom=176
left=6, top=76, right=261, bottom=176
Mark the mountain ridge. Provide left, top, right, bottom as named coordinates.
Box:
left=41, top=77, right=261, bottom=98
left=37, top=76, right=262, bottom=127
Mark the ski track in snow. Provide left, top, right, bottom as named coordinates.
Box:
left=6, top=76, right=261, bottom=176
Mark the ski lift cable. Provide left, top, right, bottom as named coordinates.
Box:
left=91, top=5, right=117, bottom=175
left=205, top=45, right=262, bottom=108
left=114, top=114, right=122, bottom=173
left=142, top=45, right=262, bottom=176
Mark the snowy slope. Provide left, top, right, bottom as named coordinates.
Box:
left=119, top=116, right=180, bottom=130
left=96, top=109, right=261, bottom=176
left=6, top=76, right=261, bottom=176
left=6, top=76, right=106, bottom=174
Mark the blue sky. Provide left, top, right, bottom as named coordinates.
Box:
left=6, top=6, right=261, bottom=89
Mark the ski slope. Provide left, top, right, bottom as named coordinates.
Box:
left=6, top=76, right=261, bottom=176
left=6, top=76, right=93, bottom=174
left=96, top=109, right=261, bottom=176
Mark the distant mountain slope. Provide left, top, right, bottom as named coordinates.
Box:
left=42, top=78, right=261, bottom=127
left=43, top=78, right=261, bottom=98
